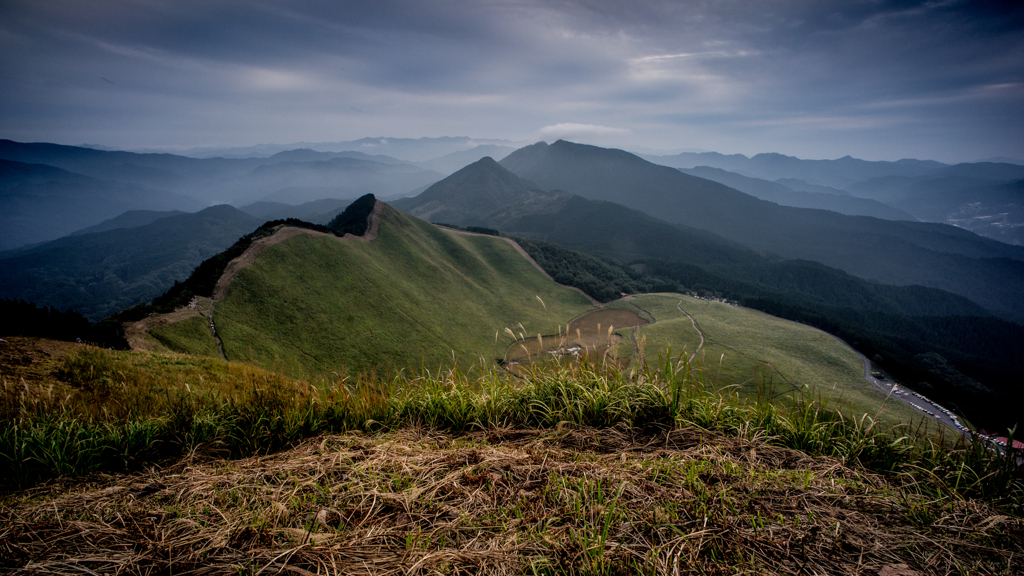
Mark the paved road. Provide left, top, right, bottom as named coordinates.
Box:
left=827, top=334, right=966, bottom=436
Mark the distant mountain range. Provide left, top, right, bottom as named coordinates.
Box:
left=500, top=141, right=1024, bottom=322
left=0, top=206, right=260, bottom=321
left=0, top=140, right=536, bottom=249
left=643, top=150, right=947, bottom=189
left=170, top=136, right=528, bottom=162
left=643, top=148, right=1024, bottom=246
left=0, top=158, right=203, bottom=251
left=396, top=157, right=994, bottom=319
left=678, top=166, right=915, bottom=221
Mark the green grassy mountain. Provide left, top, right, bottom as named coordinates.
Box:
left=0, top=205, right=259, bottom=321
left=501, top=140, right=1024, bottom=322
left=151, top=202, right=594, bottom=378
left=137, top=200, right=933, bottom=430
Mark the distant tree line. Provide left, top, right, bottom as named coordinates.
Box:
left=0, top=299, right=126, bottom=348
left=433, top=223, right=502, bottom=236
left=327, top=193, right=377, bottom=237
left=514, top=238, right=677, bottom=302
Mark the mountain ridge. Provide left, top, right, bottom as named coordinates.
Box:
left=500, top=140, right=1024, bottom=321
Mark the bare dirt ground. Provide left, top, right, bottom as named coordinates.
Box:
left=122, top=298, right=211, bottom=352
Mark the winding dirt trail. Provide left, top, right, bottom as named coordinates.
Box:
left=675, top=300, right=705, bottom=364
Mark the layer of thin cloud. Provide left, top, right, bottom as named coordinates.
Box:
left=0, top=0, right=1020, bottom=161
left=538, top=123, right=630, bottom=143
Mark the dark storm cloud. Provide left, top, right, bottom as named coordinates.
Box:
left=0, top=0, right=1020, bottom=161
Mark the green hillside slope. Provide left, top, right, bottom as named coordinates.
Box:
left=613, top=294, right=925, bottom=426
left=157, top=204, right=593, bottom=377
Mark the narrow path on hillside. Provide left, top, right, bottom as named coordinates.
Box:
left=675, top=299, right=799, bottom=398
left=676, top=300, right=704, bottom=364
left=623, top=296, right=655, bottom=362
left=208, top=306, right=227, bottom=360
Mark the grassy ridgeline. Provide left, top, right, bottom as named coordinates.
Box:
left=155, top=205, right=594, bottom=378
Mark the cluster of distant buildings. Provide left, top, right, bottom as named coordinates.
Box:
left=690, top=293, right=739, bottom=307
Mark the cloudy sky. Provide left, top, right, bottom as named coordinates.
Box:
left=1, top=0, right=1022, bottom=162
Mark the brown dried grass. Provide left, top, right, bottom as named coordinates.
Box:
left=3, top=425, right=1021, bottom=575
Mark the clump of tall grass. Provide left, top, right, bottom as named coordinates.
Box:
left=2, top=347, right=1021, bottom=515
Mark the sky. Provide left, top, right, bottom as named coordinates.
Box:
left=1, top=0, right=1022, bottom=163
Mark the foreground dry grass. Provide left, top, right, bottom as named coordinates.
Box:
left=3, top=425, right=1021, bottom=575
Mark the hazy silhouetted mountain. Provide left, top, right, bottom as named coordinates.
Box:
left=645, top=149, right=945, bottom=188
left=775, top=178, right=851, bottom=196
left=0, top=140, right=442, bottom=208
left=396, top=155, right=988, bottom=318
left=937, top=162, right=1024, bottom=181
left=263, top=148, right=407, bottom=165
left=69, top=210, right=188, bottom=236
left=415, top=145, right=517, bottom=175
left=238, top=198, right=355, bottom=224
left=392, top=157, right=571, bottom=226
left=217, top=158, right=443, bottom=205
left=680, top=166, right=915, bottom=220
left=0, top=205, right=259, bottom=321
left=501, top=140, right=1024, bottom=321
left=847, top=176, right=1024, bottom=245
left=0, top=158, right=203, bottom=250
left=177, top=136, right=528, bottom=162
